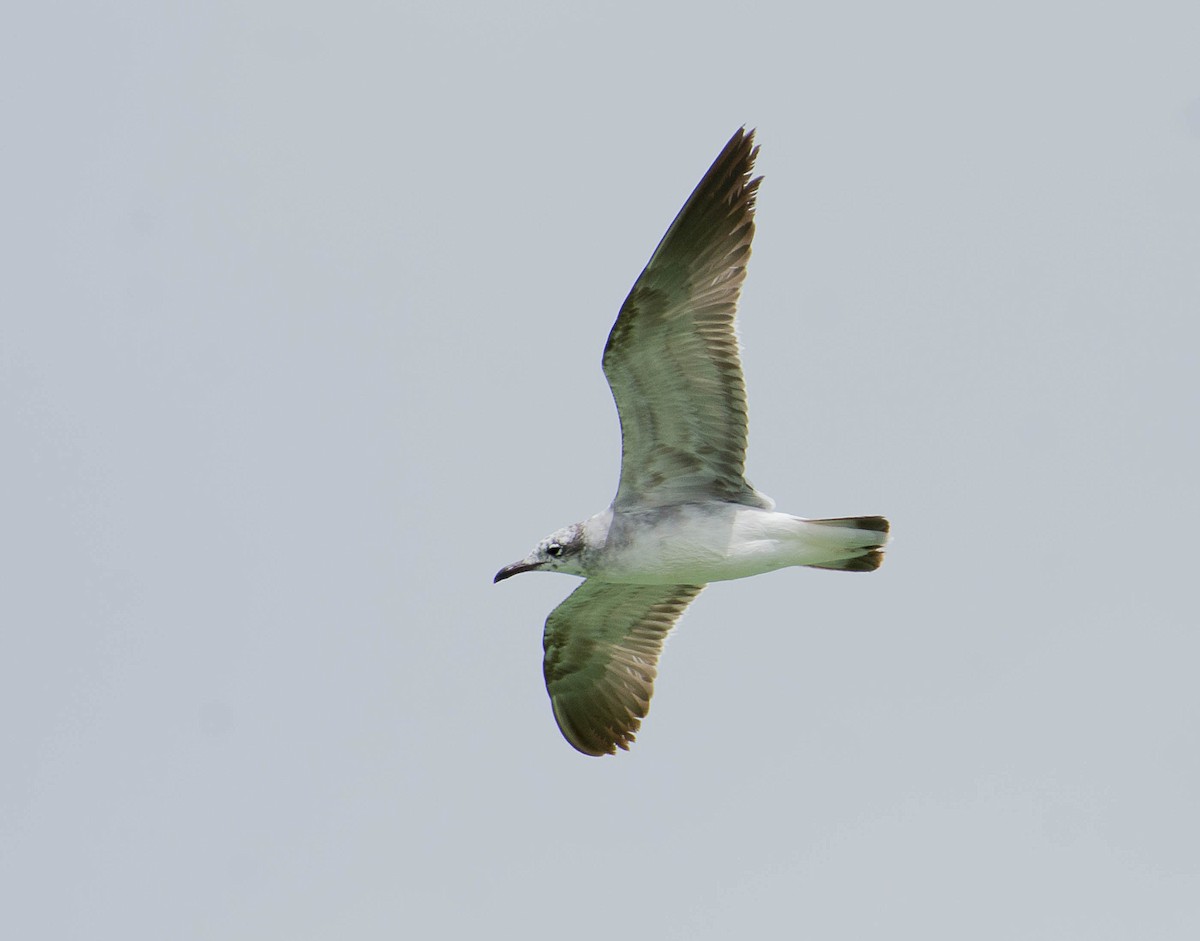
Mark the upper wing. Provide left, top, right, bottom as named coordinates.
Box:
left=603, top=128, right=771, bottom=511
left=543, top=579, right=704, bottom=756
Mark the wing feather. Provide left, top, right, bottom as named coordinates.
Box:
left=543, top=580, right=703, bottom=756
left=603, top=128, right=771, bottom=510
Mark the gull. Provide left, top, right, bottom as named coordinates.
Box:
left=495, top=128, right=889, bottom=756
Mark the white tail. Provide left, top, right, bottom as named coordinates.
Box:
left=803, top=516, right=890, bottom=571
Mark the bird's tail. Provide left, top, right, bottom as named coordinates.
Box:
left=802, top=516, right=890, bottom=572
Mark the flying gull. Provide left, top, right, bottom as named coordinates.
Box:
left=495, top=128, right=889, bottom=756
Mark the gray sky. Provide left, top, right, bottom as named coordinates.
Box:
left=4, top=2, right=1200, bottom=938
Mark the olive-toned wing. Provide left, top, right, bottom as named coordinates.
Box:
left=604, top=127, right=771, bottom=511
left=543, top=579, right=704, bottom=756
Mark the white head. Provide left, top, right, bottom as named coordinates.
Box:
left=494, top=523, right=587, bottom=583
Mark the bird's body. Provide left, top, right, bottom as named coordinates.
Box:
left=561, top=504, right=888, bottom=586
left=495, top=128, right=890, bottom=756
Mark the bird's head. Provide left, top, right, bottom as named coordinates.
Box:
left=494, top=523, right=586, bottom=583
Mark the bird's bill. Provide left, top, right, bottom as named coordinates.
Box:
left=493, top=559, right=545, bottom=583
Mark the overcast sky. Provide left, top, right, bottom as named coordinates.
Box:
left=4, top=2, right=1200, bottom=938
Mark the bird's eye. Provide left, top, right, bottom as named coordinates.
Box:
left=546, top=544, right=563, bottom=558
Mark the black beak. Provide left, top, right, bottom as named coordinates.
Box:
left=493, top=560, right=544, bottom=583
